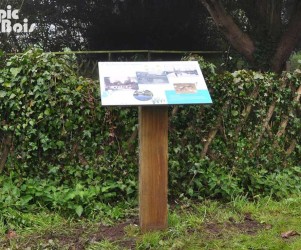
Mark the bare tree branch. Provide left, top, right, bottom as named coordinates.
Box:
left=0, top=133, right=12, bottom=174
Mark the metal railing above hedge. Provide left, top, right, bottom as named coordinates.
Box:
left=6, top=50, right=224, bottom=78
left=7, top=49, right=223, bottom=60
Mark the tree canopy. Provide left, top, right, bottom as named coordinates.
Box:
left=1, top=0, right=218, bottom=52
left=1, top=0, right=301, bottom=72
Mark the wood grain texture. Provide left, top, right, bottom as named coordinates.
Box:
left=139, top=106, right=168, bottom=232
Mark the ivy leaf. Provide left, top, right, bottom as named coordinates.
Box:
left=10, top=67, right=22, bottom=77
left=231, top=110, right=239, bottom=116
left=3, top=82, right=11, bottom=88
left=75, top=205, right=84, bottom=217
left=254, top=72, right=264, bottom=80
left=83, top=130, right=92, bottom=138
left=44, top=109, right=51, bottom=115
left=21, top=195, right=33, bottom=205
left=233, top=77, right=241, bottom=84
left=76, top=85, right=83, bottom=91
left=9, top=93, right=16, bottom=99
left=56, top=141, right=65, bottom=148
left=0, top=90, right=6, bottom=98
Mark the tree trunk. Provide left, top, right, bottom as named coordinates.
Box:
left=201, top=0, right=255, bottom=62
left=271, top=2, right=301, bottom=73
left=201, top=101, right=230, bottom=158
left=202, top=0, right=301, bottom=73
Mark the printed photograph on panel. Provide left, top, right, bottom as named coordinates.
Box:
left=173, top=83, right=197, bottom=94
left=104, top=77, right=139, bottom=91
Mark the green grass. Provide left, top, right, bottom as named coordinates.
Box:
left=2, top=196, right=301, bottom=249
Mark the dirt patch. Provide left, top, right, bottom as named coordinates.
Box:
left=1, top=213, right=269, bottom=249
left=53, top=218, right=139, bottom=249
left=40, top=225, right=90, bottom=250
left=0, top=218, right=139, bottom=250
left=204, top=213, right=268, bottom=238
left=90, top=218, right=138, bottom=249
left=1, top=225, right=88, bottom=250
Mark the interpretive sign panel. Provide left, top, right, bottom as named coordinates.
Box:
left=98, top=61, right=212, bottom=106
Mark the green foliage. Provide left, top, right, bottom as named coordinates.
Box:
left=182, top=54, right=216, bottom=77
left=288, top=51, right=301, bottom=71
left=0, top=50, right=300, bottom=223
left=4, top=197, right=301, bottom=249
left=169, top=56, right=301, bottom=200
left=0, top=175, right=134, bottom=232
left=0, top=48, right=138, bottom=222
left=0, top=47, right=138, bottom=174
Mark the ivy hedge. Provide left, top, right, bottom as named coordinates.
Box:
left=0, top=49, right=300, bottom=218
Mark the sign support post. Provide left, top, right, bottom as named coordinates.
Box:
left=139, top=106, right=168, bottom=232
left=98, top=61, right=212, bottom=232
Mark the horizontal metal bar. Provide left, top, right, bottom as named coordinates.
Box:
left=7, top=50, right=224, bottom=56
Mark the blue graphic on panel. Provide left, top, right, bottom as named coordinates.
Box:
left=165, top=90, right=213, bottom=104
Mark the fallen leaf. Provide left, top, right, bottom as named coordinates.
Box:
left=281, top=230, right=300, bottom=239
left=228, top=217, right=236, bottom=223
left=244, top=213, right=254, bottom=221
left=6, top=230, right=17, bottom=239
left=265, top=224, right=273, bottom=230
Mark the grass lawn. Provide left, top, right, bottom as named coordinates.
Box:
left=1, top=195, right=301, bottom=249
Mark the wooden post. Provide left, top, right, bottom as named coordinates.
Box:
left=139, top=106, right=168, bottom=232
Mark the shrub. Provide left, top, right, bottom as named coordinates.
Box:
left=0, top=49, right=300, bottom=219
